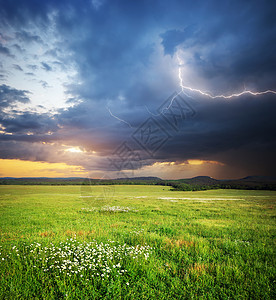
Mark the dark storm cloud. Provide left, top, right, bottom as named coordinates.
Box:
left=44, top=48, right=61, bottom=58
left=0, top=111, right=59, bottom=134
left=15, top=30, right=44, bottom=44
left=148, top=93, right=276, bottom=175
left=160, top=28, right=195, bottom=55
left=12, top=64, right=23, bottom=71
left=25, top=72, right=35, bottom=76
left=0, top=0, right=275, bottom=177
left=0, top=140, right=65, bottom=164
left=159, top=1, right=276, bottom=92
left=0, top=43, right=14, bottom=58
left=40, top=62, right=52, bottom=72
left=0, top=140, right=45, bottom=160
left=0, top=84, right=30, bottom=107
left=39, top=80, right=50, bottom=88
left=12, top=44, right=25, bottom=53
left=49, top=0, right=276, bottom=108
left=27, top=64, right=38, bottom=71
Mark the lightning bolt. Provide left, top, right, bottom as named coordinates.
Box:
left=106, top=106, right=133, bottom=128
left=146, top=51, right=276, bottom=116
left=176, top=52, right=276, bottom=99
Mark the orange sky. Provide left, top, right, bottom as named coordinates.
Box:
left=0, top=159, right=89, bottom=178
left=0, top=157, right=247, bottom=179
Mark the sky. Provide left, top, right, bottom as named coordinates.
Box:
left=0, top=0, right=275, bottom=179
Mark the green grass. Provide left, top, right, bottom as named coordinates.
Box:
left=0, top=185, right=275, bottom=299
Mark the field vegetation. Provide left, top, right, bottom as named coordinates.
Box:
left=0, top=185, right=275, bottom=299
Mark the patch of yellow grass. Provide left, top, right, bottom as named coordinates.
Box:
left=164, top=237, right=195, bottom=248
left=39, top=231, right=55, bottom=237
left=187, top=263, right=212, bottom=276
left=64, top=230, right=95, bottom=237
left=110, top=222, right=126, bottom=228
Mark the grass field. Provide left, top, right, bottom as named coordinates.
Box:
left=0, top=185, right=275, bottom=299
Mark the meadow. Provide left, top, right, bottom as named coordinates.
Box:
left=0, top=185, right=275, bottom=299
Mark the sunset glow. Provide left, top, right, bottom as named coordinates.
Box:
left=65, top=147, right=83, bottom=153
left=0, top=159, right=88, bottom=178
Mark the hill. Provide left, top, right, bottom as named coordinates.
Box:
left=177, top=176, right=218, bottom=185
left=0, top=175, right=275, bottom=190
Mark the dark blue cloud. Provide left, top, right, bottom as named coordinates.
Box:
left=15, top=30, right=43, bottom=44
left=27, top=64, right=38, bottom=71
left=40, top=62, right=52, bottom=72
left=39, top=80, right=50, bottom=88
left=0, top=84, right=30, bottom=108
left=0, top=0, right=275, bottom=177
left=25, top=72, right=35, bottom=76
left=12, top=44, right=25, bottom=53
left=160, top=28, right=195, bottom=55
left=0, top=43, right=14, bottom=58
left=0, top=111, right=58, bottom=134
left=12, top=64, right=23, bottom=71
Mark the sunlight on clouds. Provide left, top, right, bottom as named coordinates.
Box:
left=152, top=160, right=224, bottom=167
left=187, top=160, right=225, bottom=166
left=131, top=160, right=226, bottom=180
left=65, top=147, right=83, bottom=153
left=0, top=159, right=89, bottom=177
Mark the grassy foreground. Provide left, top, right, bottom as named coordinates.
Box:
left=0, top=185, right=275, bottom=299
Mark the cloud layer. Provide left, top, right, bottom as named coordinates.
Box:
left=0, top=0, right=275, bottom=178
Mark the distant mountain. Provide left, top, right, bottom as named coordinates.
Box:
left=0, top=177, right=87, bottom=184
left=115, top=176, right=162, bottom=181
left=178, top=176, right=219, bottom=185
left=171, top=175, right=276, bottom=190
left=0, top=175, right=275, bottom=190
left=0, top=177, right=86, bottom=180
left=0, top=176, right=163, bottom=185
left=0, top=176, right=162, bottom=181
left=240, top=176, right=276, bottom=182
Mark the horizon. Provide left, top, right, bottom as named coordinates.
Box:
left=0, top=1, right=276, bottom=179
left=1, top=175, right=274, bottom=181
